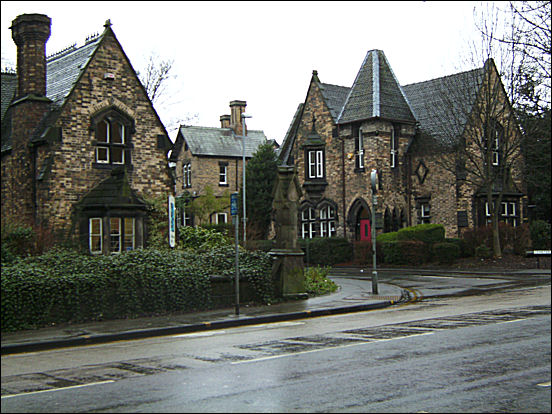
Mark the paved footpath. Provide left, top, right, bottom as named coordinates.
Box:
left=2, top=266, right=549, bottom=355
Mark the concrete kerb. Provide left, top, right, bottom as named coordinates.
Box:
left=0, top=299, right=402, bottom=356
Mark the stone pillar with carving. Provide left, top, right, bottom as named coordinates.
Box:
left=269, top=166, right=306, bottom=298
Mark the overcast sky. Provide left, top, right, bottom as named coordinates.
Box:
left=2, top=1, right=490, bottom=143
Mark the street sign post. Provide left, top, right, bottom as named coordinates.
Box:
left=231, top=192, right=240, bottom=315
left=370, top=169, right=379, bottom=294
left=168, top=195, right=176, bottom=248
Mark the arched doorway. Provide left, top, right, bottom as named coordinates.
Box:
left=347, top=198, right=371, bottom=241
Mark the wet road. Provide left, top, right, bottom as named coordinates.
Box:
left=2, top=274, right=550, bottom=412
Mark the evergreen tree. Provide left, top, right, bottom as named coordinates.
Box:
left=243, top=142, right=279, bottom=240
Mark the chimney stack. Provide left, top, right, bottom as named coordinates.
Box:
left=229, top=100, right=247, bottom=135
left=220, top=114, right=231, bottom=128
left=11, top=13, right=51, bottom=98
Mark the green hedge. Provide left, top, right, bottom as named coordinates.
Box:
left=1, top=246, right=274, bottom=332
left=432, top=242, right=461, bottom=264
left=380, top=240, right=430, bottom=265
left=397, top=223, right=445, bottom=244
left=299, top=237, right=353, bottom=266
left=530, top=220, right=551, bottom=250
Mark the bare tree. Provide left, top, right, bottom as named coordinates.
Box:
left=137, top=52, right=175, bottom=104
left=408, top=6, right=527, bottom=258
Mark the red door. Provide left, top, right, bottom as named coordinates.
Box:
left=360, top=219, right=371, bottom=241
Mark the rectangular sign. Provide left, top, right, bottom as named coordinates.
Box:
left=168, top=194, right=176, bottom=248
left=231, top=192, right=239, bottom=216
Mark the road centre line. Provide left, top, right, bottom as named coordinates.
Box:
left=231, top=332, right=434, bottom=365
left=1, top=380, right=115, bottom=399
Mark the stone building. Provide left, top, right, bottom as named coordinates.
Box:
left=169, top=100, right=268, bottom=226
left=279, top=49, right=527, bottom=240
left=1, top=14, right=173, bottom=254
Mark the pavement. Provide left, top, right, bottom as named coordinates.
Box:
left=2, top=265, right=550, bottom=355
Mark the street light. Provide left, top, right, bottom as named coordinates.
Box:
left=241, top=113, right=252, bottom=244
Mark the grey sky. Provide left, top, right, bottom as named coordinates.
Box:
left=1, top=1, right=487, bottom=143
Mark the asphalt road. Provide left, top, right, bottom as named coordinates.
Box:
left=2, top=280, right=550, bottom=413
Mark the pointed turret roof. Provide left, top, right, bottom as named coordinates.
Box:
left=337, top=49, right=415, bottom=124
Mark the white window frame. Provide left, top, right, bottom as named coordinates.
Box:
left=390, top=126, right=397, bottom=169
left=420, top=203, right=431, bottom=224
left=110, top=217, right=122, bottom=254
left=95, top=119, right=125, bottom=164
left=219, top=164, right=228, bottom=185
left=492, top=131, right=500, bottom=166
left=319, top=205, right=336, bottom=238
left=214, top=212, right=227, bottom=224
left=307, top=150, right=324, bottom=179
left=123, top=217, right=135, bottom=251
left=357, top=132, right=364, bottom=169
left=301, top=207, right=317, bottom=239
left=183, top=163, right=192, bottom=188
left=89, top=218, right=103, bottom=254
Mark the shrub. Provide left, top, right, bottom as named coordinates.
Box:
left=1, top=220, right=34, bottom=261
left=304, top=266, right=338, bottom=296
left=178, top=225, right=231, bottom=250
left=397, top=223, right=445, bottom=244
left=475, top=244, right=492, bottom=259
left=432, top=242, right=460, bottom=264
left=530, top=220, right=551, bottom=250
left=445, top=238, right=470, bottom=258
left=299, top=237, right=353, bottom=266
left=376, top=231, right=399, bottom=243
left=380, top=241, right=402, bottom=264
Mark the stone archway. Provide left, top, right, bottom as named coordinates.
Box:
left=347, top=198, right=371, bottom=241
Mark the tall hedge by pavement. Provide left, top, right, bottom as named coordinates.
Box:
left=1, top=246, right=274, bottom=332
left=529, top=220, right=551, bottom=249
left=299, top=237, right=353, bottom=266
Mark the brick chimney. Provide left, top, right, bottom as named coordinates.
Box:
left=229, top=100, right=247, bottom=136
left=11, top=13, right=51, bottom=98
left=7, top=14, right=53, bottom=226
left=220, top=115, right=231, bottom=128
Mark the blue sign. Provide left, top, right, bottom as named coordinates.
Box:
left=231, top=192, right=238, bottom=216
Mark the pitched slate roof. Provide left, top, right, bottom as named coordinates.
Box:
left=1, top=72, right=17, bottom=122
left=402, top=66, right=485, bottom=148
left=318, top=83, right=350, bottom=122
left=45, top=36, right=101, bottom=106
left=278, top=103, right=304, bottom=166
left=337, top=50, right=416, bottom=124
left=176, top=125, right=267, bottom=158
left=1, top=33, right=103, bottom=153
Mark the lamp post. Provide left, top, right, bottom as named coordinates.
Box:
left=241, top=113, right=252, bottom=244
left=370, top=169, right=379, bottom=295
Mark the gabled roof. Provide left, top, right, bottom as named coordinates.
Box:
left=337, top=49, right=416, bottom=124
left=174, top=125, right=267, bottom=159
left=278, top=103, right=304, bottom=166
left=75, top=168, right=146, bottom=210
left=318, top=83, right=350, bottom=122
left=402, top=66, right=485, bottom=148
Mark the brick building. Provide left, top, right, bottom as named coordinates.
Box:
left=1, top=14, right=173, bottom=254
left=279, top=49, right=527, bottom=240
left=169, top=100, right=268, bottom=226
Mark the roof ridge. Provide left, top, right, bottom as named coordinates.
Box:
left=402, top=66, right=484, bottom=88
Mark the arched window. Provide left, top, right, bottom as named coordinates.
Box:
left=301, top=206, right=317, bottom=239
left=92, top=108, right=134, bottom=168
left=319, top=204, right=336, bottom=237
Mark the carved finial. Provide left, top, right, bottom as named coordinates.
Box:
left=104, top=19, right=112, bottom=28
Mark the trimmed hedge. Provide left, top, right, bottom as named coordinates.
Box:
left=530, top=220, right=551, bottom=250
left=1, top=246, right=274, bottom=332
left=299, top=237, right=353, bottom=266
left=397, top=223, right=445, bottom=244
left=432, top=242, right=461, bottom=264
left=380, top=240, right=430, bottom=265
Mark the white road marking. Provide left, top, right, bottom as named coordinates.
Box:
left=231, top=332, right=434, bottom=365
left=1, top=380, right=115, bottom=399
left=537, top=381, right=551, bottom=387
